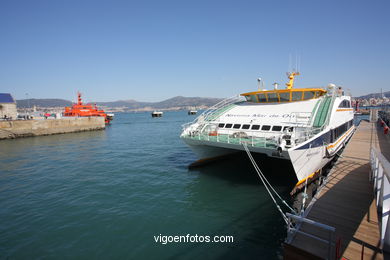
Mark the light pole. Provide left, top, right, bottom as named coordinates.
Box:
left=26, top=93, right=30, bottom=117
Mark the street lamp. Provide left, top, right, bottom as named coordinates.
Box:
left=25, top=93, right=30, bottom=117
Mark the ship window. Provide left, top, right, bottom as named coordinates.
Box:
left=233, top=124, right=241, bottom=129
left=303, top=91, right=316, bottom=100
left=245, top=95, right=257, bottom=102
left=242, top=124, right=250, bottom=129
left=292, top=91, right=303, bottom=101
left=251, top=125, right=260, bottom=130
left=257, top=93, right=267, bottom=102
left=279, top=92, right=290, bottom=102
left=272, top=125, right=282, bottom=131
left=261, top=125, right=271, bottom=131
left=317, top=91, right=325, bottom=98
left=218, top=123, right=225, bottom=128
left=283, top=126, right=294, bottom=132
left=315, top=91, right=323, bottom=98
left=267, top=92, right=279, bottom=102
left=338, top=100, right=351, bottom=108
left=225, top=123, right=233, bottom=128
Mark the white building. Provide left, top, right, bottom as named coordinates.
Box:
left=0, top=93, right=17, bottom=119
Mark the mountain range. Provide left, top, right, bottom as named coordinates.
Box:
left=15, top=91, right=390, bottom=110
left=16, top=96, right=224, bottom=110
left=355, top=91, right=390, bottom=99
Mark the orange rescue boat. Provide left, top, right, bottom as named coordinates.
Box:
left=63, top=92, right=113, bottom=124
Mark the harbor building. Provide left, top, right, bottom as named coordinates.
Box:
left=0, top=93, right=17, bottom=120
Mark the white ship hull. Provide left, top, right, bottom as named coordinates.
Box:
left=182, top=137, right=289, bottom=159
left=182, top=124, right=354, bottom=183
left=287, top=126, right=354, bottom=181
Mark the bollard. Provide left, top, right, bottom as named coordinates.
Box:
left=335, top=237, right=341, bottom=259
left=384, top=126, right=389, bottom=135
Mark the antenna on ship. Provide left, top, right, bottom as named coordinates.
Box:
left=285, top=54, right=301, bottom=89
left=273, top=82, right=279, bottom=90
left=257, top=78, right=264, bottom=91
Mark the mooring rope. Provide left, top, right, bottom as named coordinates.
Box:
left=242, top=143, right=297, bottom=224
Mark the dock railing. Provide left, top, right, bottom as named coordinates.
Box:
left=285, top=213, right=336, bottom=260
left=370, top=147, right=390, bottom=253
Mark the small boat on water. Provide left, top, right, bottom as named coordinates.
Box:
left=63, top=92, right=113, bottom=124
left=188, top=109, right=197, bottom=115
left=181, top=72, right=355, bottom=188
left=106, top=113, right=115, bottom=121
left=151, top=111, right=163, bottom=117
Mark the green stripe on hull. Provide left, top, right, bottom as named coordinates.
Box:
left=313, top=97, right=332, bottom=128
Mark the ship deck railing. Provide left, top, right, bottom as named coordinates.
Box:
left=182, top=131, right=279, bottom=149
left=181, top=95, right=244, bottom=130
left=182, top=125, right=326, bottom=149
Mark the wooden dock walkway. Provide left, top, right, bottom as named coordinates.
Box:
left=284, top=121, right=389, bottom=260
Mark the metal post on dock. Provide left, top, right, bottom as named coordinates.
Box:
left=370, top=109, right=378, bottom=122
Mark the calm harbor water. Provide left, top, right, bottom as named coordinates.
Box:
left=1, top=112, right=302, bottom=259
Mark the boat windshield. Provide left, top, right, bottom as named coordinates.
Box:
left=242, top=89, right=325, bottom=103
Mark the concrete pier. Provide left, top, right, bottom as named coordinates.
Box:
left=0, top=117, right=105, bottom=140
left=284, top=120, right=390, bottom=260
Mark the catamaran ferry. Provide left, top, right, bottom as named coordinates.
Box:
left=180, top=72, right=355, bottom=187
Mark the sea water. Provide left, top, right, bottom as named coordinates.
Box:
left=0, top=112, right=298, bottom=259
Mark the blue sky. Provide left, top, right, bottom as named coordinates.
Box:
left=0, top=0, right=389, bottom=102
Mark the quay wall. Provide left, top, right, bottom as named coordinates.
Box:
left=0, top=117, right=105, bottom=139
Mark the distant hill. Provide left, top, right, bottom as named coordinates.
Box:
left=17, top=98, right=72, bottom=108
left=95, top=96, right=223, bottom=109
left=356, top=91, right=390, bottom=99
left=16, top=91, right=389, bottom=110
left=94, top=100, right=151, bottom=109
left=151, top=96, right=223, bottom=109
left=16, top=96, right=224, bottom=110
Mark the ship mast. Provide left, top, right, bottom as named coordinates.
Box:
left=77, top=92, right=83, bottom=105
left=285, top=72, right=300, bottom=89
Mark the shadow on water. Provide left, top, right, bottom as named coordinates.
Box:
left=162, top=150, right=299, bottom=259
left=188, top=152, right=297, bottom=188
left=168, top=154, right=297, bottom=259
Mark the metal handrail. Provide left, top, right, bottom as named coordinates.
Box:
left=285, top=213, right=335, bottom=260
left=182, top=95, right=242, bottom=130
left=202, top=95, right=242, bottom=119
left=370, top=147, right=390, bottom=253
